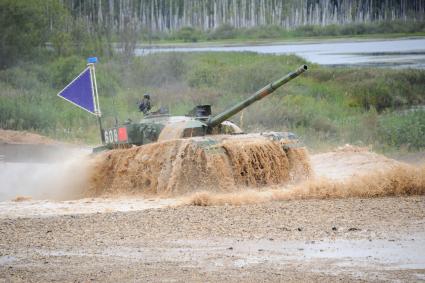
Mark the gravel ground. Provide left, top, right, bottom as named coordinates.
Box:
left=1, top=196, right=424, bottom=282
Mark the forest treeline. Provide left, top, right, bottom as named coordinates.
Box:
left=66, top=0, right=424, bottom=32
left=2, top=0, right=425, bottom=68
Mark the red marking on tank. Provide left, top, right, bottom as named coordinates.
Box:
left=118, top=127, right=128, bottom=142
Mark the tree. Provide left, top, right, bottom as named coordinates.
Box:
left=0, top=0, right=50, bottom=68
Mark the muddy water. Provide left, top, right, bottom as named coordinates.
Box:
left=88, top=137, right=311, bottom=197
left=187, top=146, right=425, bottom=206
left=0, top=154, right=91, bottom=201
left=0, top=197, right=177, bottom=218
left=0, top=141, right=92, bottom=201
left=1, top=145, right=424, bottom=218
left=25, top=234, right=425, bottom=279
left=165, top=233, right=425, bottom=280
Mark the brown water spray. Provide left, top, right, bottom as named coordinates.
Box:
left=186, top=164, right=425, bottom=206
left=87, top=138, right=311, bottom=197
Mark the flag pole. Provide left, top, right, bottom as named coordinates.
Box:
left=87, top=57, right=105, bottom=144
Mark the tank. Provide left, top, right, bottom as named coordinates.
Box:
left=97, top=65, right=308, bottom=150
left=90, top=65, right=311, bottom=194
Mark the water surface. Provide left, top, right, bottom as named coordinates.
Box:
left=137, top=38, right=425, bottom=69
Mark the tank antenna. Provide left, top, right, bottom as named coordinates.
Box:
left=111, top=93, right=119, bottom=127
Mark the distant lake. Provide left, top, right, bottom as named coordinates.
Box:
left=136, top=38, right=425, bottom=69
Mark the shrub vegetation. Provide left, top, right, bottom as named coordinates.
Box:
left=0, top=52, right=424, bottom=151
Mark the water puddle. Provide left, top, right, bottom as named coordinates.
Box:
left=0, top=255, right=17, bottom=266
left=170, top=234, right=425, bottom=278
left=0, top=198, right=178, bottom=218
left=27, top=233, right=425, bottom=281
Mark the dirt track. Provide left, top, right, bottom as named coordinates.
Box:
left=0, top=139, right=424, bottom=282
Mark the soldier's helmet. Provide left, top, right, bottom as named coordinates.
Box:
left=144, top=93, right=150, bottom=99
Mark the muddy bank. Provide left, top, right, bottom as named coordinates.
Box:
left=0, top=129, right=85, bottom=163
left=0, top=129, right=58, bottom=145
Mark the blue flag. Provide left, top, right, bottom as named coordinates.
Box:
left=57, top=67, right=97, bottom=115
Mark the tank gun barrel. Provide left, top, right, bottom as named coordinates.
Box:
left=207, top=65, right=307, bottom=128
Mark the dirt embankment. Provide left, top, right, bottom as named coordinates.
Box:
left=0, top=129, right=58, bottom=144
left=0, top=129, right=87, bottom=163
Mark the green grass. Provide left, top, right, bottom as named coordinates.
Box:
left=0, top=52, right=424, bottom=152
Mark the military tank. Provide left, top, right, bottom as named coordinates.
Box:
left=89, top=65, right=310, bottom=196
left=98, top=65, right=307, bottom=149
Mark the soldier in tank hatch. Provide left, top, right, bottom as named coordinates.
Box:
left=139, top=93, right=151, bottom=114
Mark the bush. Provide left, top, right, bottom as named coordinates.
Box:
left=132, top=53, right=187, bottom=87
left=0, top=66, right=45, bottom=91
left=208, top=24, right=237, bottom=40
left=187, top=65, right=219, bottom=88
left=47, top=56, right=86, bottom=88
left=242, top=25, right=283, bottom=39
left=174, top=26, right=201, bottom=42
left=310, top=68, right=425, bottom=112
left=378, top=111, right=425, bottom=150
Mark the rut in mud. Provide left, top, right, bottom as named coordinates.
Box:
left=88, top=138, right=311, bottom=197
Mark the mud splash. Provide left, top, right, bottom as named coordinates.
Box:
left=186, top=164, right=425, bottom=206
left=87, top=141, right=424, bottom=205
left=87, top=138, right=311, bottom=197
left=0, top=151, right=91, bottom=201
